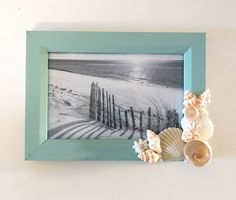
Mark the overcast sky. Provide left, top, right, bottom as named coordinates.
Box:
left=49, top=53, right=183, bottom=61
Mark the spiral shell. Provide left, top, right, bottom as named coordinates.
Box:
left=147, top=130, right=162, bottom=154
left=159, top=128, right=185, bottom=161
left=184, top=139, right=212, bottom=167
left=138, top=149, right=161, bottom=164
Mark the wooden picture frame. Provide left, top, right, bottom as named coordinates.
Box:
left=25, top=31, right=205, bottom=160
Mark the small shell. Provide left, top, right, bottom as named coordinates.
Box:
left=182, top=130, right=198, bottom=142
left=184, top=139, right=212, bottom=167
left=184, top=90, right=197, bottom=106
left=147, top=130, right=162, bottom=154
left=199, top=89, right=211, bottom=107
left=138, top=149, right=161, bottom=164
left=159, top=128, right=185, bottom=161
left=183, top=106, right=199, bottom=121
left=132, top=139, right=148, bottom=154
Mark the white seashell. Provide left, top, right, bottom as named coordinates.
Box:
left=183, top=90, right=197, bottom=106
left=138, top=149, right=162, bottom=164
left=183, top=106, right=199, bottom=121
left=184, top=139, right=212, bottom=167
left=181, top=114, right=214, bottom=142
left=181, top=116, right=194, bottom=132
left=199, top=89, right=211, bottom=107
left=146, top=130, right=162, bottom=154
left=159, top=128, right=185, bottom=161
left=195, top=116, right=214, bottom=141
left=181, top=130, right=197, bottom=143
left=132, top=139, right=148, bottom=154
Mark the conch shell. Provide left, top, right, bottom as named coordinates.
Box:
left=132, top=139, right=148, bottom=154
left=147, top=130, right=162, bottom=154
left=138, top=149, right=162, bottom=164
left=184, top=139, right=212, bottom=167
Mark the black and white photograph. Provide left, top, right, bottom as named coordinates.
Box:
left=48, top=53, right=183, bottom=140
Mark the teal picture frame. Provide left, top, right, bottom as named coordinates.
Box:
left=25, top=31, right=205, bottom=160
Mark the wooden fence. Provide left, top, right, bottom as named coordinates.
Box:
left=89, top=82, right=180, bottom=132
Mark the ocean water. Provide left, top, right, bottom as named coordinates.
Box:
left=49, top=59, right=183, bottom=88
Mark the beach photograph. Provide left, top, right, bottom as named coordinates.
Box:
left=47, top=53, right=184, bottom=140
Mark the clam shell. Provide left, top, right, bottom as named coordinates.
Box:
left=184, top=139, right=212, bottom=167
left=196, top=116, right=214, bottom=141
left=147, top=130, right=162, bottom=154
left=138, top=149, right=161, bottom=164
left=159, top=128, right=185, bottom=161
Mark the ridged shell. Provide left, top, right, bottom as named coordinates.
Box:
left=159, top=128, right=185, bottom=161
left=196, top=116, right=214, bottom=140
left=184, top=139, right=212, bottom=167
left=138, top=149, right=161, bottom=164
left=146, top=130, right=162, bottom=154
left=181, top=115, right=214, bottom=141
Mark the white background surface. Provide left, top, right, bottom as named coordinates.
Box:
left=0, top=0, right=236, bottom=199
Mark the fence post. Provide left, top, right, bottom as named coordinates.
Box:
left=174, top=111, right=179, bottom=128
left=112, top=95, right=116, bottom=129
left=97, top=87, right=101, bottom=121
left=130, top=107, right=135, bottom=129
left=156, top=113, right=161, bottom=132
left=118, top=108, right=122, bottom=129
left=102, top=88, right=105, bottom=123
left=125, top=110, right=129, bottom=128
left=139, top=112, right=143, bottom=132
left=147, top=107, right=151, bottom=129
left=89, top=82, right=96, bottom=120
left=109, top=94, right=112, bottom=127
left=106, top=91, right=109, bottom=126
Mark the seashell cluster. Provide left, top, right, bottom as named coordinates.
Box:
left=133, top=130, right=162, bottom=164
left=181, top=89, right=214, bottom=167
left=132, top=89, right=214, bottom=167
left=181, top=89, right=214, bottom=142
left=133, top=128, right=185, bottom=163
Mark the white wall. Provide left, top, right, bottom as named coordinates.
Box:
left=0, top=0, right=236, bottom=199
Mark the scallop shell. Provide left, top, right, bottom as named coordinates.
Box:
left=195, top=116, right=214, bottom=141
left=146, top=130, right=162, bottom=154
left=159, top=128, right=185, bottom=161
left=184, top=139, right=212, bottom=167
left=138, top=149, right=161, bottom=164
